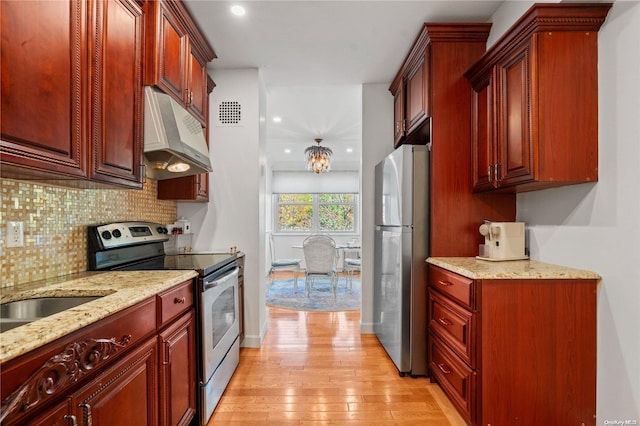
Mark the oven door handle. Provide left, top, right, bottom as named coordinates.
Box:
left=203, top=265, right=239, bottom=290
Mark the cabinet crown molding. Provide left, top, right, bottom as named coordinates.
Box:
left=166, top=0, right=216, bottom=61
left=465, top=2, right=612, bottom=81
left=390, top=23, right=491, bottom=94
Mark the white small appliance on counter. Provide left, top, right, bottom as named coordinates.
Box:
left=477, top=221, right=528, bottom=261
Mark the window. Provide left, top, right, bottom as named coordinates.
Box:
left=274, top=193, right=357, bottom=233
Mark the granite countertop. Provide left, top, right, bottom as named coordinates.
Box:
left=427, top=257, right=601, bottom=280
left=0, top=270, right=198, bottom=364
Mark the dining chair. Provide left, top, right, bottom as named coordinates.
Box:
left=268, top=233, right=301, bottom=292
left=302, top=234, right=338, bottom=300
left=343, top=255, right=361, bottom=293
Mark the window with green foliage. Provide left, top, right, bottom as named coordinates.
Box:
left=275, top=193, right=357, bottom=233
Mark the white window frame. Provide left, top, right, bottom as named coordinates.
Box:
left=273, top=193, right=359, bottom=234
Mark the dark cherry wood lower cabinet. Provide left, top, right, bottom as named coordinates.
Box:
left=27, top=400, right=72, bottom=426
left=428, top=264, right=597, bottom=425
left=70, top=338, right=158, bottom=425
left=0, top=279, right=196, bottom=426
left=159, top=310, right=196, bottom=426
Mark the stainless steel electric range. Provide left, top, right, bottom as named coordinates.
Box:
left=87, top=221, right=241, bottom=425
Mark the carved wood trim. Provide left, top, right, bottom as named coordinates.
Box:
left=0, top=335, right=131, bottom=423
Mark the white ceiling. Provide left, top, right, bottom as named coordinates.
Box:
left=184, top=1, right=504, bottom=171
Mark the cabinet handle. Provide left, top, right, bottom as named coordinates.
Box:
left=437, top=363, right=452, bottom=375
left=79, top=404, right=92, bottom=426
left=174, top=296, right=186, bottom=304
left=64, top=415, right=78, bottom=426
left=437, top=280, right=452, bottom=287
left=494, top=163, right=500, bottom=182
left=437, top=317, right=453, bottom=326
left=488, top=165, right=493, bottom=182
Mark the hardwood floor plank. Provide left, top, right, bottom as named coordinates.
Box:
left=207, top=305, right=465, bottom=425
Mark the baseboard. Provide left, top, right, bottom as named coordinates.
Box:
left=240, top=334, right=262, bottom=348
left=360, top=321, right=375, bottom=334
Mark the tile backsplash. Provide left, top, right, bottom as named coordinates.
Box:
left=0, top=179, right=177, bottom=287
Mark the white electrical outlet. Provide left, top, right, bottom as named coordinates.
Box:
left=6, top=221, right=24, bottom=248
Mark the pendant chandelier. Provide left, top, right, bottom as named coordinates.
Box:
left=305, top=138, right=333, bottom=174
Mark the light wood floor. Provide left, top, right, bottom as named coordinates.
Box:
left=208, top=280, right=466, bottom=425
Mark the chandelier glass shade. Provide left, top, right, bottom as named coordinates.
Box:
left=305, top=138, right=332, bottom=174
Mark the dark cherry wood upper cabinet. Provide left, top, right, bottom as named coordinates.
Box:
left=90, top=0, right=145, bottom=188
left=465, top=3, right=612, bottom=193
left=147, top=2, right=188, bottom=102
left=389, top=27, right=430, bottom=148
left=0, top=0, right=144, bottom=189
left=392, top=87, right=405, bottom=147
left=0, top=0, right=88, bottom=181
left=187, top=49, right=209, bottom=123
left=144, top=0, right=216, bottom=126
left=405, top=47, right=430, bottom=136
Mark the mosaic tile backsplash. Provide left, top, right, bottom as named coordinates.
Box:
left=0, top=179, right=177, bottom=287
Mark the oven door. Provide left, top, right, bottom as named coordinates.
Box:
left=201, top=264, right=240, bottom=383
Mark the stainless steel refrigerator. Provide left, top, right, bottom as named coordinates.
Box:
left=374, top=144, right=429, bottom=376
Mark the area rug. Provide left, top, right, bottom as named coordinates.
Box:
left=266, top=277, right=361, bottom=311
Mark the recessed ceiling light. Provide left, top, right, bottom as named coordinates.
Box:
left=231, top=5, right=245, bottom=16
left=284, top=149, right=291, bottom=154
left=346, top=148, right=353, bottom=153
left=272, top=116, right=282, bottom=123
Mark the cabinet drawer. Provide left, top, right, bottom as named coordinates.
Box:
left=429, top=290, right=475, bottom=367
left=429, top=265, right=475, bottom=310
left=429, top=333, right=475, bottom=424
left=157, top=280, right=194, bottom=327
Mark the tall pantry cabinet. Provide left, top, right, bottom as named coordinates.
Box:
left=389, top=24, right=516, bottom=258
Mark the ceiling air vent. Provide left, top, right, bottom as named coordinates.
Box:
left=216, top=100, right=243, bottom=127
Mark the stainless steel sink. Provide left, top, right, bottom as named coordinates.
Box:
left=0, top=296, right=103, bottom=333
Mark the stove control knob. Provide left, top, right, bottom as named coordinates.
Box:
left=112, top=229, right=122, bottom=238
left=101, top=230, right=112, bottom=240
left=157, top=226, right=166, bottom=234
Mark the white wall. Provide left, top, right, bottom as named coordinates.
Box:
left=178, top=68, right=268, bottom=348
left=491, top=1, right=640, bottom=419
left=360, top=83, right=395, bottom=333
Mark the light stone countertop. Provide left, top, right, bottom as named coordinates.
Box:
left=0, top=270, right=198, bottom=364
left=427, top=257, right=601, bottom=280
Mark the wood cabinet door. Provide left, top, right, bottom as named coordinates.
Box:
left=196, top=173, right=209, bottom=200
left=156, top=5, right=187, bottom=103
left=70, top=338, right=158, bottom=426
left=157, top=174, right=207, bottom=201
left=405, top=49, right=430, bottom=135
left=25, top=399, right=72, bottom=426
left=496, top=43, right=535, bottom=187
left=393, top=87, right=405, bottom=147
left=187, top=49, right=208, bottom=124
left=471, top=74, right=496, bottom=192
left=89, top=0, right=144, bottom=188
left=159, top=311, right=196, bottom=426
left=0, top=0, right=88, bottom=179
